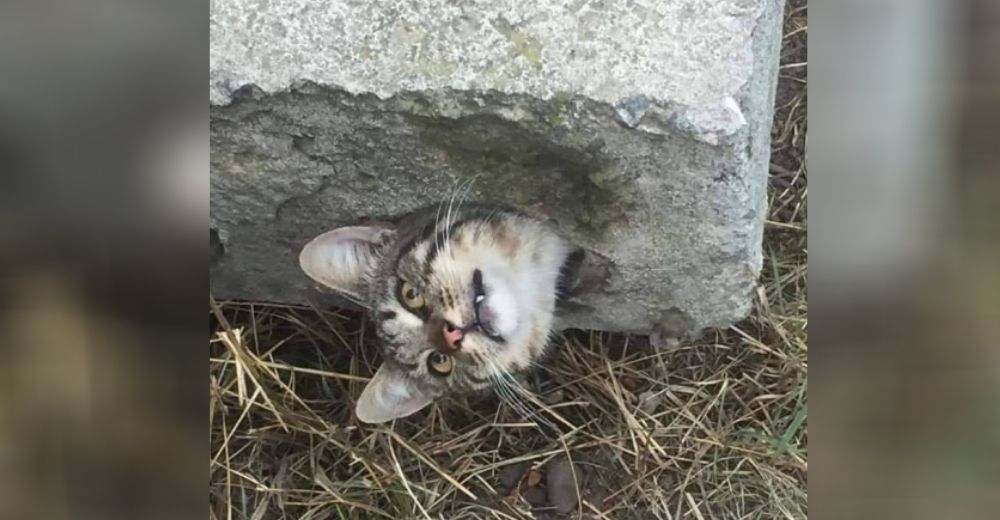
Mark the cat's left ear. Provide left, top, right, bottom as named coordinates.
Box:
left=355, top=365, right=434, bottom=423
left=299, top=225, right=395, bottom=301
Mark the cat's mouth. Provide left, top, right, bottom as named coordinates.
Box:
left=472, top=268, right=505, bottom=342
left=472, top=269, right=520, bottom=343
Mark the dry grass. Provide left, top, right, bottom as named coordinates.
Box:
left=209, top=3, right=806, bottom=518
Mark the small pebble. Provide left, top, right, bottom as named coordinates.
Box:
left=638, top=390, right=663, bottom=414
left=522, top=486, right=547, bottom=507
left=585, top=481, right=609, bottom=509
left=542, top=388, right=565, bottom=405
left=546, top=457, right=581, bottom=514
left=650, top=331, right=681, bottom=350
left=620, top=375, right=639, bottom=392
left=498, top=462, right=529, bottom=490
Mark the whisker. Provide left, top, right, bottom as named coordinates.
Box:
left=452, top=175, right=479, bottom=218
left=440, top=178, right=475, bottom=293
left=492, top=376, right=539, bottom=426
left=445, top=175, right=478, bottom=249
left=433, top=198, right=447, bottom=261
left=322, top=283, right=368, bottom=309
left=484, top=355, right=557, bottom=432
left=429, top=180, right=475, bottom=308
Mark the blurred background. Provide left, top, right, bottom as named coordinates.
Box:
left=811, top=0, right=1000, bottom=518
left=0, top=0, right=997, bottom=518
left=0, top=0, right=206, bottom=518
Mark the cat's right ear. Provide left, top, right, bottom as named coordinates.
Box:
left=299, top=226, right=395, bottom=301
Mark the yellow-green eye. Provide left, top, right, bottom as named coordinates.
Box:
left=427, top=352, right=453, bottom=376
left=399, top=281, right=425, bottom=311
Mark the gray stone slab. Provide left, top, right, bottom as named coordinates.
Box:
left=210, top=0, right=785, bottom=335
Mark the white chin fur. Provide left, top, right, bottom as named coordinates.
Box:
left=487, top=281, right=519, bottom=337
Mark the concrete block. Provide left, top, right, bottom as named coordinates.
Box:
left=210, top=0, right=785, bottom=334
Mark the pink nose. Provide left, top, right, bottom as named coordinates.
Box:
left=443, top=322, right=464, bottom=350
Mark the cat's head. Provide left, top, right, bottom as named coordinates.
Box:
left=300, top=205, right=573, bottom=423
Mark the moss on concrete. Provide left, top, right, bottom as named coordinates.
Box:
left=409, top=112, right=633, bottom=238
left=491, top=17, right=544, bottom=68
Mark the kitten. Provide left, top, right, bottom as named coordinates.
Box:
left=299, top=203, right=577, bottom=423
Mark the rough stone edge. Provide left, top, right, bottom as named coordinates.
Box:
left=646, top=0, right=784, bottom=338
left=721, top=0, right=786, bottom=330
